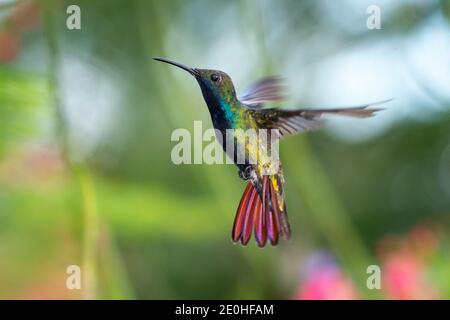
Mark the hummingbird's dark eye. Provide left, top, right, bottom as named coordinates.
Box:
left=210, top=74, right=220, bottom=82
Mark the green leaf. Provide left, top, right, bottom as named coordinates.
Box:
left=0, top=68, right=49, bottom=156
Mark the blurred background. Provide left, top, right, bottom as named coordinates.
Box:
left=0, top=0, right=449, bottom=299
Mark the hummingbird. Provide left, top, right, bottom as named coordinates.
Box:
left=154, top=57, right=388, bottom=247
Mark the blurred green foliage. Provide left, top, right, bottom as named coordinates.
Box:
left=0, top=69, right=48, bottom=155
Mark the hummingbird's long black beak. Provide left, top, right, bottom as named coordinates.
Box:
left=153, top=57, right=199, bottom=76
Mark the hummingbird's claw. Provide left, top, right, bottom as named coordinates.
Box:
left=238, top=166, right=253, bottom=181
left=238, top=170, right=247, bottom=180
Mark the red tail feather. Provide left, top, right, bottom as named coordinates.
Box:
left=232, top=183, right=252, bottom=242
left=232, top=176, right=291, bottom=247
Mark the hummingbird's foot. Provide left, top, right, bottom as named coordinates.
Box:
left=238, top=166, right=253, bottom=181
left=238, top=170, right=248, bottom=180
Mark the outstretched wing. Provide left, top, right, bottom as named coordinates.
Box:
left=238, top=76, right=285, bottom=108
left=250, top=99, right=391, bottom=137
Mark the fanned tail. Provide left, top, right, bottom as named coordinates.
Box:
left=232, top=176, right=290, bottom=247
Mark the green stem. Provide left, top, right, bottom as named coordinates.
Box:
left=77, top=165, right=99, bottom=299
left=42, top=0, right=99, bottom=299
left=42, top=0, right=69, bottom=160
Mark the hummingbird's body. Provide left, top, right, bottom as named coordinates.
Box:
left=155, top=57, right=387, bottom=247
left=196, top=75, right=290, bottom=245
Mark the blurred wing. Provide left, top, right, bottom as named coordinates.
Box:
left=252, top=99, right=390, bottom=137
left=253, top=108, right=323, bottom=137
left=238, top=76, right=285, bottom=108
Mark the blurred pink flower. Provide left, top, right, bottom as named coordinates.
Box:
left=0, top=145, right=65, bottom=185
left=378, top=223, right=442, bottom=300
left=295, top=252, right=359, bottom=300
left=382, top=250, right=437, bottom=299
left=0, top=1, right=42, bottom=64
left=0, top=30, right=21, bottom=63
left=10, top=2, right=41, bottom=33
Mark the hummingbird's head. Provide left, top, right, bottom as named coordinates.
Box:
left=194, top=69, right=236, bottom=101
left=153, top=57, right=237, bottom=103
